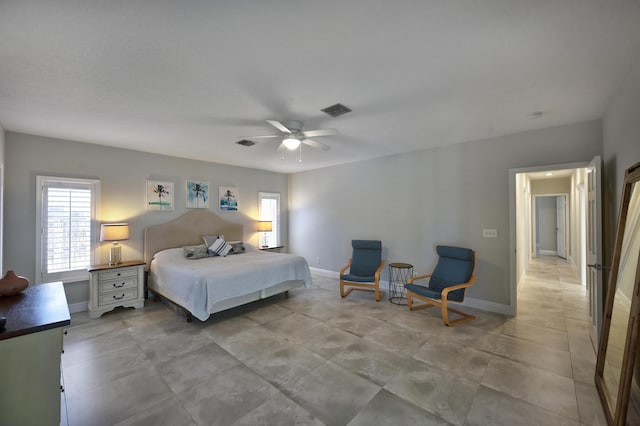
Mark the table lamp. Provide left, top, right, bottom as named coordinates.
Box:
left=257, top=220, right=272, bottom=248
left=100, top=223, right=130, bottom=265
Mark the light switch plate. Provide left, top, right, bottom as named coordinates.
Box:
left=483, top=229, right=498, bottom=238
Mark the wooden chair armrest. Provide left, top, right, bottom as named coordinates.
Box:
left=339, top=258, right=352, bottom=276
left=441, top=275, right=477, bottom=297
left=374, top=260, right=385, bottom=281
left=407, top=273, right=432, bottom=285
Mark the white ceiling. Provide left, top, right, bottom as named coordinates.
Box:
left=1, top=1, right=640, bottom=174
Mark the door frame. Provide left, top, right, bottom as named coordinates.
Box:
left=509, top=160, right=591, bottom=316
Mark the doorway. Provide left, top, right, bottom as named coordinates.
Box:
left=509, top=156, right=603, bottom=346
left=533, top=194, right=568, bottom=259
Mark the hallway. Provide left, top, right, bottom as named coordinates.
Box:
left=514, top=255, right=605, bottom=425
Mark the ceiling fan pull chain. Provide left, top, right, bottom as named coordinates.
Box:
left=299, top=144, right=303, bottom=163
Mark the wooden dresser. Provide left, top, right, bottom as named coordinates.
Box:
left=0, top=281, right=71, bottom=426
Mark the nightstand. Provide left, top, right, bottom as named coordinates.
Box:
left=259, top=245, right=284, bottom=253
left=87, top=260, right=145, bottom=319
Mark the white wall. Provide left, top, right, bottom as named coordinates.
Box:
left=602, top=50, right=640, bottom=401
left=530, top=178, right=571, bottom=195
left=0, top=121, right=4, bottom=274
left=3, top=132, right=289, bottom=306
left=290, top=120, right=602, bottom=310
left=603, top=53, right=640, bottom=262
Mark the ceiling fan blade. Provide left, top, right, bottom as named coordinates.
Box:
left=302, top=138, right=330, bottom=151
left=266, top=120, right=292, bottom=134
left=302, top=128, right=339, bottom=138
left=241, top=135, right=280, bottom=139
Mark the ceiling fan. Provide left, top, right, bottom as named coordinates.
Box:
left=245, top=120, right=339, bottom=152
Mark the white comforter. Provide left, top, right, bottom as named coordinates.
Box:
left=149, top=247, right=312, bottom=320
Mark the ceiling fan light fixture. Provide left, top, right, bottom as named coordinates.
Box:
left=283, top=136, right=301, bottom=150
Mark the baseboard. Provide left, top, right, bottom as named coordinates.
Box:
left=68, top=301, right=88, bottom=314
left=309, top=267, right=339, bottom=279
left=310, top=267, right=511, bottom=315
left=539, top=250, right=558, bottom=256
left=462, top=297, right=512, bottom=316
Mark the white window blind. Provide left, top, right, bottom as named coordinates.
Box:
left=259, top=192, right=280, bottom=247
left=37, top=176, right=100, bottom=282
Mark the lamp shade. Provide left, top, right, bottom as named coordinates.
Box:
left=257, top=221, right=272, bottom=232
left=100, top=223, right=130, bottom=242
left=283, top=136, right=301, bottom=150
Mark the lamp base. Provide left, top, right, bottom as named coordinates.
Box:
left=109, top=243, right=122, bottom=265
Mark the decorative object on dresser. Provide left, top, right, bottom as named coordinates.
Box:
left=0, top=281, right=70, bottom=425
left=87, top=260, right=145, bottom=319
left=0, top=270, right=29, bottom=296
left=257, top=220, right=273, bottom=248
left=100, top=223, right=130, bottom=265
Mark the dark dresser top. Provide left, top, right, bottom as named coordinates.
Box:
left=0, top=281, right=71, bottom=340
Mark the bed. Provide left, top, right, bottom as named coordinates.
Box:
left=144, top=210, right=312, bottom=321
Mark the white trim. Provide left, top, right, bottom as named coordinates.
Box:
left=309, top=267, right=338, bottom=278
left=35, top=176, right=100, bottom=283
left=461, top=297, right=512, bottom=316
left=258, top=192, right=280, bottom=247
left=309, top=267, right=508, bottom=315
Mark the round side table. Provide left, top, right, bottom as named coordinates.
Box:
left=388, top=262, right=413, bottom=305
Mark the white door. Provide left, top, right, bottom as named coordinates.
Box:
left=556, top=195, right=567, bottom=259
left=587, top=156, right=603, bottom=347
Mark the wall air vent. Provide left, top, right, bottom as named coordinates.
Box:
left=321, top=103, right=352, bottom=118
left=236, top=139, right=256, bottom=147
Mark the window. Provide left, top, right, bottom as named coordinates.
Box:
left=258, top=192, right=280, bottom=247
left=36, top=176, right=100, bottom=283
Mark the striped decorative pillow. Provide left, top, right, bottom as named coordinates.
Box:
left=208, top=237, right=232, bottom=257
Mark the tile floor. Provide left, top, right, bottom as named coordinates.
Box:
left=60, top=256, right=606, bottom=425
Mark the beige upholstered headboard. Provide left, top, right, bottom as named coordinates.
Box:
left=143, top=210, right=243, bottom=268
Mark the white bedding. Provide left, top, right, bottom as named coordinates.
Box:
left=149, top=247, right=312, bottom=321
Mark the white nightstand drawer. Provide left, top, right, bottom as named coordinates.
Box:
left=98, top=267, right=138, bottom=281
left=99, top=288, right=137, bottom=306
left=98, top=277, right=137, bottom=294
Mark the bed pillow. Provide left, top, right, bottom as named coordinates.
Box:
left=208, top=237, right=232, bottom=257
left=203, top=235, right=223, bottom=247
left=183, top=244, right=209, bottom=259
left=228, top=241, right=246, bottom=254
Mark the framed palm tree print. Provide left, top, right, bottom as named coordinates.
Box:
left=219, top=186, right=239, bottom=212
left=147, top=180, right=174, bottom=211
left=186, top=180, right=209, bottom=209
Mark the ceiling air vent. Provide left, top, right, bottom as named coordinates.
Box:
left=236, top=139, right=256, bottom=147
left=321, top=103, right=352, bottom=118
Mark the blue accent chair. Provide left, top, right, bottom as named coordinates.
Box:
left=340, top=240, right=385, bottom=301
left=405, top=245, right=477, bottom=326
